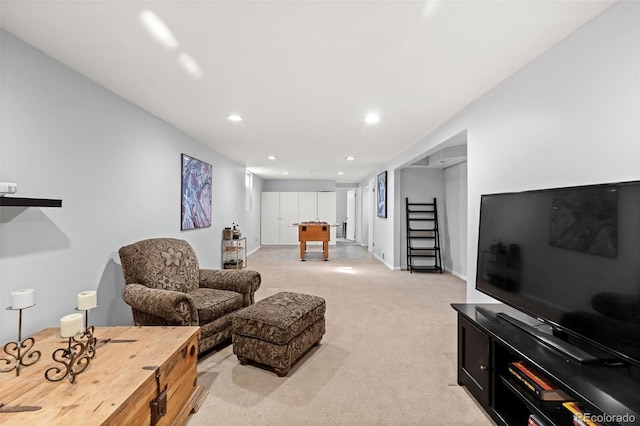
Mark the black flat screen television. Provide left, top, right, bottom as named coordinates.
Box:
left=476, top=180, right=640, bottom=368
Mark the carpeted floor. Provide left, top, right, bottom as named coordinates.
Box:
left=186, top=243, right=495, bottom=426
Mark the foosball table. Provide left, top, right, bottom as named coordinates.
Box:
left=298, top=222, right=330, bottom=260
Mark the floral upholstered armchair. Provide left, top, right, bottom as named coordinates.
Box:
left=118, top=238, right=261, bottom=354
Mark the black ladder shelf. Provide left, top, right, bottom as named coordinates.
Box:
left=406, top=197, right=442, bottom=273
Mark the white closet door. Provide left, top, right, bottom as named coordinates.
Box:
left=299, top=192, right=320, bottom=246
left=298, top=192, right=318, bottom=222
left=261, top=192, right=280, bottom=245
left=279, top=192, right=300, bottom=245
left=317, top=192, right=337, bottom=244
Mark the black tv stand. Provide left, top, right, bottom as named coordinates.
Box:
left=453, top=303, right=640, bottom=426
left=495, top=312, right=612, bottom=364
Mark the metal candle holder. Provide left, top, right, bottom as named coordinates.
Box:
left=0, top=305, right=41, bottom=376
left=81, top=307, right=97, bottom=359
left=44, top=307, right=97, bottom=384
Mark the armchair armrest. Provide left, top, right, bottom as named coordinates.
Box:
left=199, top=269, right=261, bottom=306
left=122, top=283, right=198, bottom=325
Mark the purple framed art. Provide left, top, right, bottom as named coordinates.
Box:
left=181, top=154, right=212, bottom=230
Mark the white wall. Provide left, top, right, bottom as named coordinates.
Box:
left=245, top=173, right=264, bottom=252
left=444, top=162, right=468, bottom=279
left=464, top=1, right=639, bottom=301
left=361, top=1, right=639, bottom=301
left=369, top=169, right=395, bottom=268
left=0, top=31, right=258, bottom=341
left=357, top=185, right=370, bottom=247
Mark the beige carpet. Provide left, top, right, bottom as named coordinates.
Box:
left=186, top=244, right=495, bottom=426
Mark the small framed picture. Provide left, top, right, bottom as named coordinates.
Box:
left=377, top=171, right=387, bottom=218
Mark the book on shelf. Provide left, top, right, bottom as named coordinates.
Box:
left=528, top=413, right=548, bottom=426
left=563, top=402, right=602, bottom=426
left=507, top=361, right=571, bottom=401
left=505, top=376, right=563, bottom=411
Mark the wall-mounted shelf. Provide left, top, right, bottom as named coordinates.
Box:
left=0, top=197, right=62, bottom=207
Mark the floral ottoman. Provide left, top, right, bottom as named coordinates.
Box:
left=232, top=291, right=326, bottom=376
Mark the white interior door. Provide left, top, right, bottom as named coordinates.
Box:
left=346, top=189, right=356, bottom=240
left=261, top=192, right=280, bottom=245
left=279, top=192, right=299, bottom=245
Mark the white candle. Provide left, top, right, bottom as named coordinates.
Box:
left=60, top=313, right=84, bottom=338
left=10, top=288, right=34, bottom=309
left=77, top=290, right=97, bottom=310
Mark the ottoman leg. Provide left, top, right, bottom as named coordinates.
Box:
left=274, top=366, right=290, bottom=377
left=238, top=357, right=249, bottom=365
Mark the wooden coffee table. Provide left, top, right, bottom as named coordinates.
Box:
left=0, top=326, right=205, bottom=425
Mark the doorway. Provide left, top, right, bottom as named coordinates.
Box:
left=346, top=189, right=356, bottom=241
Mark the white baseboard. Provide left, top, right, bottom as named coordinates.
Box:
left=247, top=246, right=262, bottom=257
left=373, top=253, right=394, bottom=270
left=444, top=266, right=467, bottom=282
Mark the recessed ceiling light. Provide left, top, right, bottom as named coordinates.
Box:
left=345, top=156, right=355, bottom=161
left=227, top=114, right=243, bottom=122
left=268, top=155, right=276, bottom=160
left=338, top=172, right=344, bottom=175
left=283, top=171, right=289, bottom=175
left=365, top=113, right=380, bottom=124
left=139, top=10, right=178, bottom=50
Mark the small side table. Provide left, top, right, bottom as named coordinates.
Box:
left=222, top=237, right=247, bottom=269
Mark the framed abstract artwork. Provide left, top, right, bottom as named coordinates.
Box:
left=377, top=171, right=387, bottom=218
left=181, top=154, right=212, bottom=230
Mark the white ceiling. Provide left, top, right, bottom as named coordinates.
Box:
left=0, top=0, right=615, bottom=183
